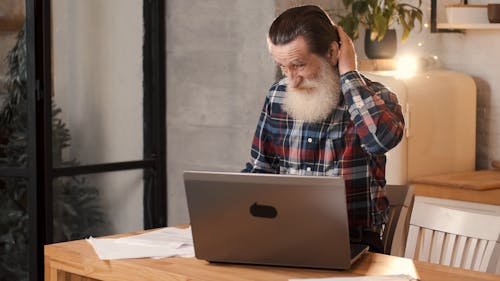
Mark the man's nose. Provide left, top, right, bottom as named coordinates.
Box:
left=287, top=70, right=302, bottom=88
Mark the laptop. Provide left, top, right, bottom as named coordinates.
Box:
left=183, top=171, right=369, bottom=270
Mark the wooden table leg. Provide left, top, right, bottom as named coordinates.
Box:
left=44, top=257, right=59, bottom=281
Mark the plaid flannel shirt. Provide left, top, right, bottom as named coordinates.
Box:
left=243, top=71, right=405, bottom=232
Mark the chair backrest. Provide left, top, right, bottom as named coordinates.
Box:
left=404, top=196, right=500, bottom=273
left=383, top=185, right=414, bottom=256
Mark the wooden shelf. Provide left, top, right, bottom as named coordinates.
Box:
left=358, top=59, right=396, bottom=72
left=437, top=23, right=500, bottom=30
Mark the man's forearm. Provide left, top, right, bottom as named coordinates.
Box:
left=340, top=71, right=404, bottom=154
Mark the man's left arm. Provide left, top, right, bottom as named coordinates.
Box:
left=341, top=71, right=404, bottom=154
left=336, top=26, right=404, bottom=155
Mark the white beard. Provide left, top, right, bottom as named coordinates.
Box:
left=283, top=59, right=341, bottom=123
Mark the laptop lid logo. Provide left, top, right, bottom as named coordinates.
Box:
left=249, top=202, right=278, bottom=219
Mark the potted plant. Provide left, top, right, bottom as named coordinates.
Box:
left=0, top=27, right=105, bottom=280
left=337, top=0, right=423, bottom=59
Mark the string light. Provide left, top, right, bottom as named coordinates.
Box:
left=396, top=55, right=419, bottom=79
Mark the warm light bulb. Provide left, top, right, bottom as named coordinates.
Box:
left=396, top=55, right=419, bottom=79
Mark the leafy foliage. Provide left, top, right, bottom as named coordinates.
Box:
left=337, top=0, right=423, bottom=42
left=0, top=27, right=29, bottom=281
left=0, top=27, right=105, bottom=281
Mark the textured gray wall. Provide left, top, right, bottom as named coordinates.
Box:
left=166, top=1, right=276, bottom=225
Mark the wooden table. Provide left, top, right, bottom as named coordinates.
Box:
left=411, top=170, right=500, bottom=205
left=44, top=230, right=500, bottom=281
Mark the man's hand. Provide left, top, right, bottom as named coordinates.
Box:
left=337, top=26, right=357, bottom=75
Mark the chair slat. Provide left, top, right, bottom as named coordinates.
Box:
left=419, top=228, right=433, bottom=262
left=472, top=239, right=488, bottom=271
left=441, top=233, right=456, bottom=266
left=405, top=225, right=420, bottom=259
left=451, top=235, right=467, bottom=268
left=482, top=241, right=498, bottom=272
left=430, top=231, right=445, bottom=264
left=462, top=238, right=478, bottom=269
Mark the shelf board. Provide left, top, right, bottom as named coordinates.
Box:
left=358, top=59, right=396, bottom=72
left=437, top=23, right=500, bottom=30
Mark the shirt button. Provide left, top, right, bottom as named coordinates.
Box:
left=307, top=137, right=313, bottom=143
left=306, top=167, right=311, bottom=172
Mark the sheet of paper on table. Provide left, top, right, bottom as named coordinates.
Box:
left=86, top=227, right=195, bottom=260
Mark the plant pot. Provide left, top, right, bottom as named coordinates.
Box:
left=488, top=4, right=500, bottom=23
left=364, top=29, right=397, bottom=59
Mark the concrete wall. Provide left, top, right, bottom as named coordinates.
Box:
left=166, top=0, right=276, bottom=225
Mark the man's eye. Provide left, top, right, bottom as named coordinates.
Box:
left=278, top=64, right=305, bottom=72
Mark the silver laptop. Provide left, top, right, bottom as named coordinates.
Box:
left=183, top=171, right=369, bottom=270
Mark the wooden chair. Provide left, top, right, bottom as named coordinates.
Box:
left=404, top=196, right=500, bottom=273
left=383, top=185, right=414, bottom=256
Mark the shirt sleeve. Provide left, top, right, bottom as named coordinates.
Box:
left=341, top=70, right=404, bottom=155
left=242, top=95, right=280, bottom=173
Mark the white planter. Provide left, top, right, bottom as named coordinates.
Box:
left=446, top=4, right=488, bottom=24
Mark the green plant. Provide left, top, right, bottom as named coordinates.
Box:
left=0, top=27, right=105, bottom=281
left=337, top=0, right=423, bottom=42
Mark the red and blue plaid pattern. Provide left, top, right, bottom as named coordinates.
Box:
left=243, top=71, right=404, bottom=232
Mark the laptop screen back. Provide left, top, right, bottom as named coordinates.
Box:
left=184, top=171, right=359, bottom=270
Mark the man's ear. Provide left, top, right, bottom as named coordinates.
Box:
left=327, top=41, right=340, bottom=65
left=266, top=37, right=274, bottom=54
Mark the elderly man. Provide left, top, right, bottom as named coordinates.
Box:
left=243, top=5, right=404, bottom=253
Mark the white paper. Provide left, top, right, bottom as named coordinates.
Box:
left=289, top=275, right=419, bottom=281
left=86, top=227, right=195, bottom=260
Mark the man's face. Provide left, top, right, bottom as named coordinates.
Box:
left=269, top=36, right=328, bottom=89
left=269, top=36, right=342, bottom=123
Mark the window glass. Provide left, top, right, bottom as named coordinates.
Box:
left=0, top=177, right=29, bottom=281
left=0, top=0, right=27, bottom=169
left=51, top=0, right=144, bottom=167
left=0, top=1, right=28, bottom=279
left=52, top=169, right=146, bottom=243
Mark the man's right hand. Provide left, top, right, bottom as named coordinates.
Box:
left=337, top=26, right=357, bottom=75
